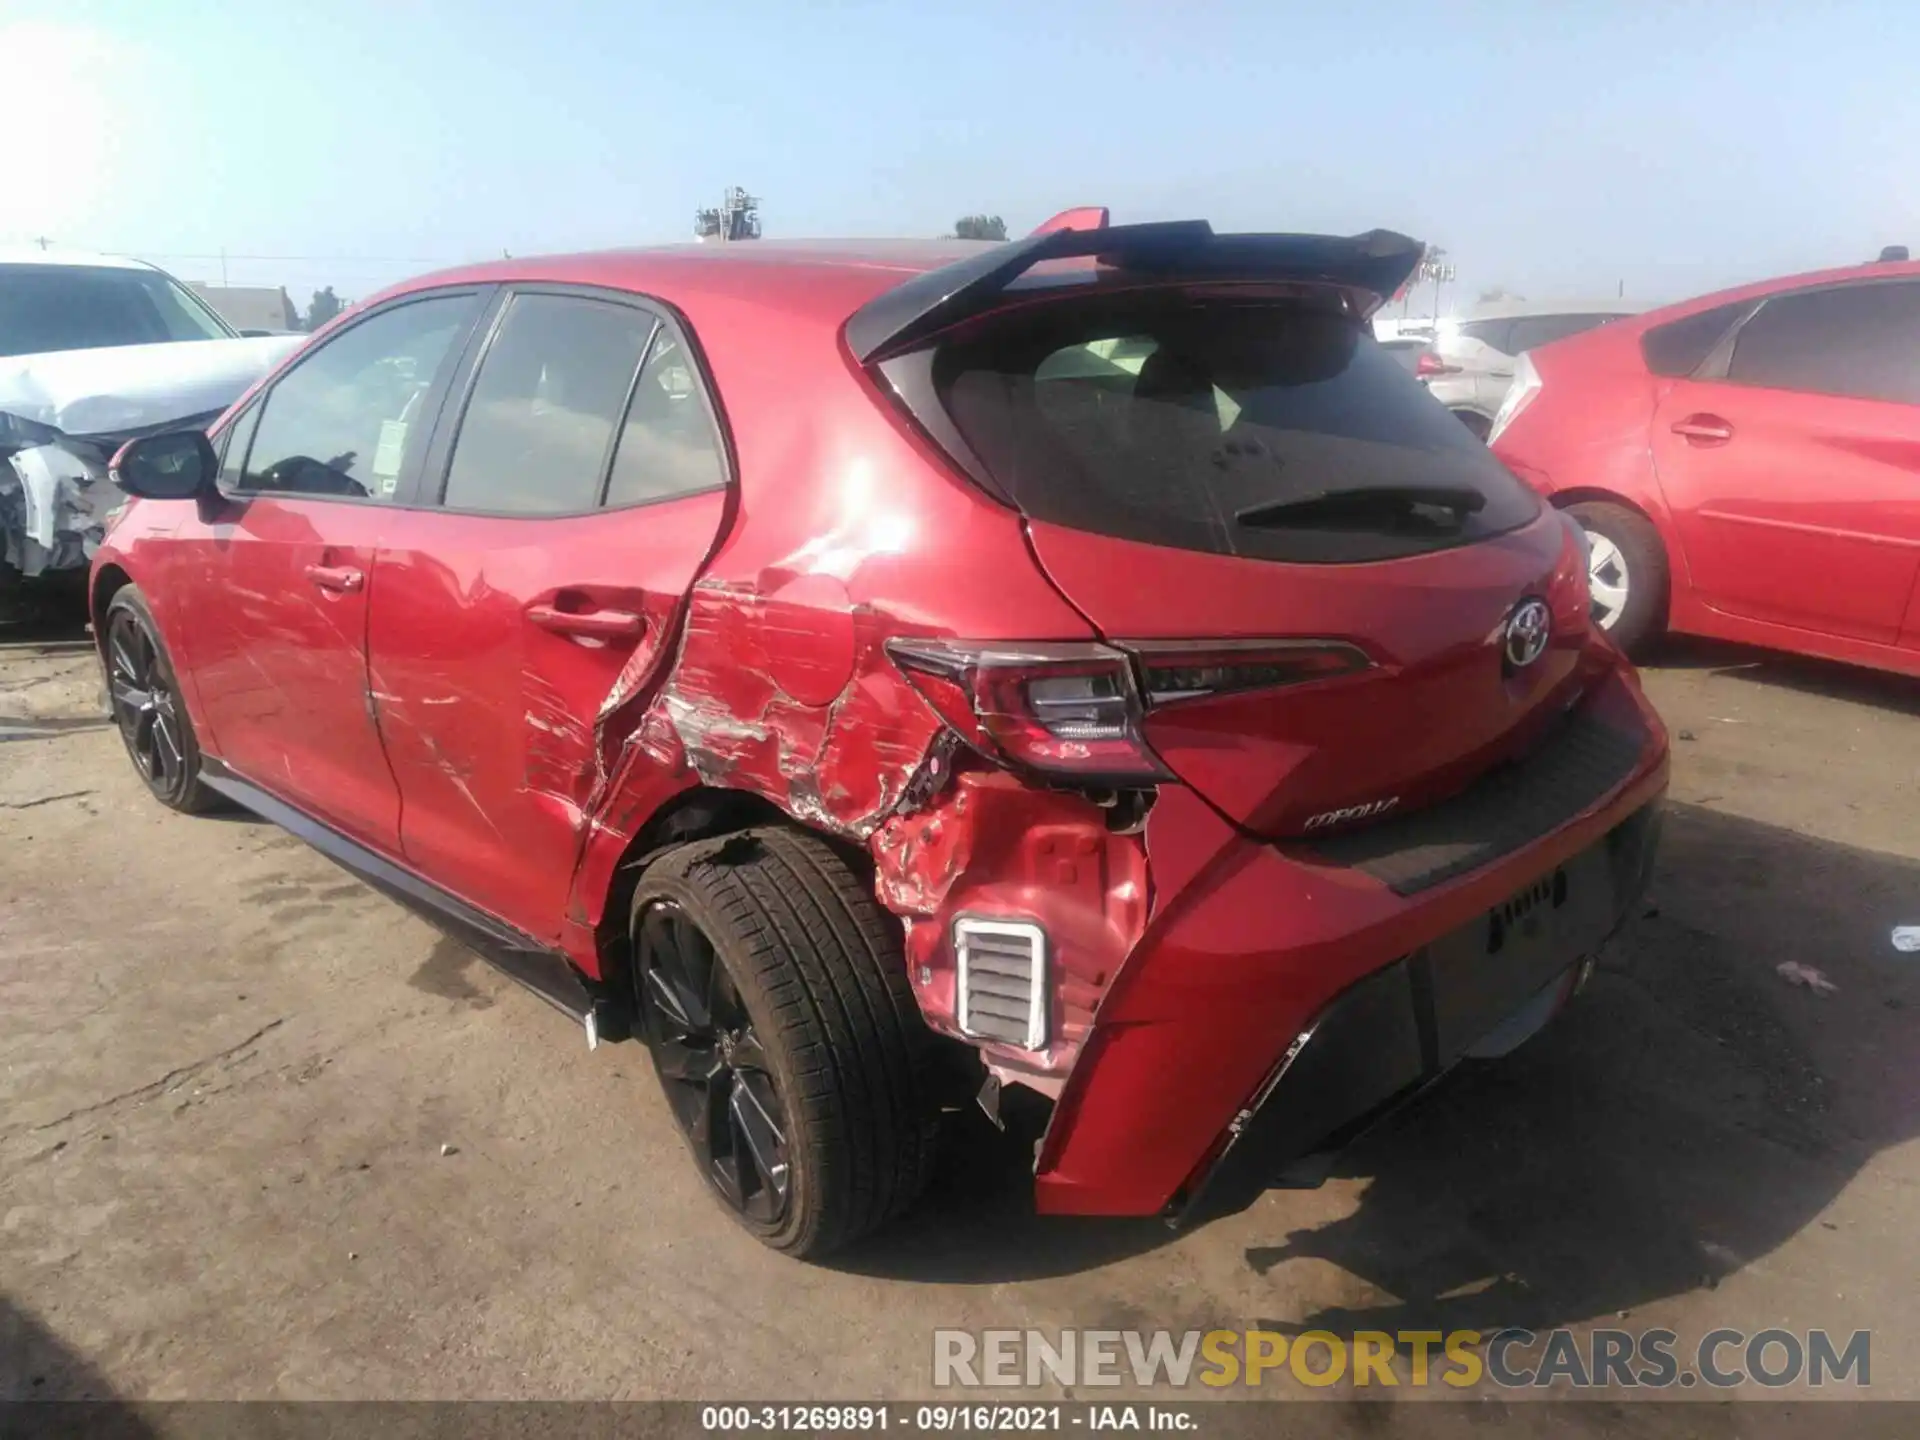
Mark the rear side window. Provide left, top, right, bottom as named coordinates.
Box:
left=604, top=330, right=729, bottom=506
left=1641, top=301, right=1747, bottom=377
left=1504, top=313, right=1622, bottom=354
left=442, top=294, right=656, bottom=514
left=1724, top=282, right=1920, bottom=405
left=934, top=297, right=1541, bottom=564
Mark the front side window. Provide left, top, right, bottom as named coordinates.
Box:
left=240, top=294, right=481, bottom=500
left=0, top=264, right=234, bottom=358
left=1725, top=282, right=1920, bottom=405
left=440, top=294, right=655, bottom=514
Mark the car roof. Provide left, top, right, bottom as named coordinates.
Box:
left=0, top=248, right=161, bottom=272
left=1630, top=255, right=1920, bottom=327
left=378, top=239, right=1000, bottom=323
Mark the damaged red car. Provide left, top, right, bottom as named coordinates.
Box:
left=92, top=213, right=1668, bottom=1257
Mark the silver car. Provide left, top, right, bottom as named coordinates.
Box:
left=1420, top=299, right=1641, bottom=438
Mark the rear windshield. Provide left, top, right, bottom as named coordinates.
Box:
left=933, top=296, right=1540, bottom=563
left=0, top=264, right=233, bottom=359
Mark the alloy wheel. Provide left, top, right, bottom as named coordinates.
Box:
left=636, top=900, right=792, bottom=1225
left=107, top=610, right=187, bottom=793
left=1586, top=530, right=1631, bottom=631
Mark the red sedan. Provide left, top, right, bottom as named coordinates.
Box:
left=1490, top=257, right=1920, bottom=675
left=94, top=213, right=1667, bottom=1256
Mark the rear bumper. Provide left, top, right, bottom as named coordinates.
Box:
left=1177, top=800, right=1660, bottom=1225
left=1031, top=663, right=1668, bottom=1217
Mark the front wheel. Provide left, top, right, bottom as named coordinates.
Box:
left=1565, top=501, right=1670, bottom=659
left=630, top=827, right=938, bottom=1258
left=104, top=586, right=221, bottom=813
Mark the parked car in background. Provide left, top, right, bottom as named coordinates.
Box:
left=1421, top=299, right=1642, bottom=438
left=1490, top=258, right=1920, bottom=675
left=0, top=252, right=303, bottom=616
left=94, top=215, right=1666, bottom=1257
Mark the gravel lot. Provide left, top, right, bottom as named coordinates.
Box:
left=2, top=628, right=1916, bottom=1417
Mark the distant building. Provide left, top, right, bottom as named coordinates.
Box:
left=188, top=284, right=300, bottom=333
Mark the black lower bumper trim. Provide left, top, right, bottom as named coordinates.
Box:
left=1176, top=800, right=1662, bottom=1226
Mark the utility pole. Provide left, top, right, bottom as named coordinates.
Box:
left=220, top=247, right=229, bottom=286
left=32, top=236, right=53, bottom=251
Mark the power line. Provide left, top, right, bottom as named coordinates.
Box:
left=130, top=251, right=462, bottom=264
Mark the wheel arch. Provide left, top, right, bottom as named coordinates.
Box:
left=586, top=784, right=878, bottom=998
left=90, top=562, right=135, bottom=659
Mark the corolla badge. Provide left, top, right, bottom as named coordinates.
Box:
left=1503, top=597, right=1553, bottom=669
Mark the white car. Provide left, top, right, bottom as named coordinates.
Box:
left=1419, top=299, right=1641, bottom=438
left=0, top=251, right=304, bottom=605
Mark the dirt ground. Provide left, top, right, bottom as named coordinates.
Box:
left=2, top=626, right=1916, bottom=1414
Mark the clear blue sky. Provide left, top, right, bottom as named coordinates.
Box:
left=3, top=0, right=1916, bottom=310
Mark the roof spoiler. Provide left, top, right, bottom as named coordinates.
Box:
left=845, top=220, right=1425, bottom=363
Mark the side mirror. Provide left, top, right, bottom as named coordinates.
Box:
left=109, top=430, right=219, bottom=500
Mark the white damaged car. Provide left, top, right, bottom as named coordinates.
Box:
left=0, top=250, right=305, bottom=615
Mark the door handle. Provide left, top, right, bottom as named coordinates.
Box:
left=303, top=563, right=365, bottom=593
left=1671, top=414, right=1734, bottom=446
left=526, top=602, right=646, bottom=641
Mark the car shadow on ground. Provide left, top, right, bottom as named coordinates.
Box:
left=0, top=1295, right=157, bottom=1433
left=841, top=802, right=1918, bottom=1310
left=1241, top=800, right=1918, bottom=1333
left=1650, top=636, right=1920, bottom=716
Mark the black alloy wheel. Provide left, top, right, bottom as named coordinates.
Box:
left=106, top=606, right=188, bottom=792
left=636, top=899, right=792, bottom=1226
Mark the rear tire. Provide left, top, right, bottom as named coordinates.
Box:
left=1565, top=501, right=1669, bottom=659
left=630, top=827, right=938, bottom=1259
left=103, top=586, right=222, bottom=814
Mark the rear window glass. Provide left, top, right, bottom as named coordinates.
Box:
left=934, top=298, right=1540, bottom=564
left=1640, top=301, right=1748, bottom=377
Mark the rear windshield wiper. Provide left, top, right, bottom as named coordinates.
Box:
left=1236, top=485, right=1487, bottom=529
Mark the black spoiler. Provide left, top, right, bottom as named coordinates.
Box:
left=844, top=220, right=1425, bottom=364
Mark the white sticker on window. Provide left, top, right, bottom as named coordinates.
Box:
left=373, top=419, right=408, bottom=494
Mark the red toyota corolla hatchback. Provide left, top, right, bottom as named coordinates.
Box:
left=1490, top=256, right=1920, bottom=673
left=94, top=214, right=1667, bottom=1257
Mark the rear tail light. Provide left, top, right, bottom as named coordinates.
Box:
left=886, top=640, right=1166, bottom=781
left=1415, top=352, right=1460, bottom=378
left=1487, top=351, right=1542, bottom=445
left=887, top=637, right=1371, bottom=783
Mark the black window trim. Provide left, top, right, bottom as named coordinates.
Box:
left=1693, top=275, right=1920, bottom=394
left=219, top=285, right=497, bottom=510
left=421, top=281, right=736, bottom=521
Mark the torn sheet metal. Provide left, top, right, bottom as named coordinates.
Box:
left=0, top=334, right=301, bottom=586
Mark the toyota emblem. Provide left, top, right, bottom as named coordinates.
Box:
left=1503, top=597, right=1552, bottom=669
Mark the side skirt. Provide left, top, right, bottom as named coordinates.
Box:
left=199, top=759, right=607, bottom=1030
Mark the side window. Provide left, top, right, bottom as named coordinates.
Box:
left=1505, top=313, right=1619, bottom=354
left=216, top=403, right=263, bottom=489
left=441, top=294, right=654, bottom=514
left=604, top=329, right=730, bottom=507
left=241, top=294, right=480, bottom=500
left=1725, top=282, right=1920, bottom=405
left=1641, top=301, right=1748, bottom=378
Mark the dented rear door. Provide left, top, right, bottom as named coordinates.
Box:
left=365, top=288, right=731, bottom=940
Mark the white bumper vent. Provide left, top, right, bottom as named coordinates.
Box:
left=953, top=917, right=1048, bottom=1051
